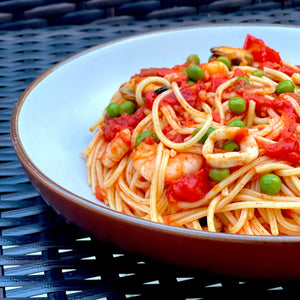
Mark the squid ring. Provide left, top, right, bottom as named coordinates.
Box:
left=203, top=126, right=259, bottom=168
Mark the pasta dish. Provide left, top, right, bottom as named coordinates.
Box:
left=81, top=34, right=300, bottom=235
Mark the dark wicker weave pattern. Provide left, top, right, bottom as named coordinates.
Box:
left=0, top=0, right=299, bottom=29
left=1, top=3, right=300, bottom=299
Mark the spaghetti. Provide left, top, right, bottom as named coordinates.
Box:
left=81, top=34, right=300, bottom=235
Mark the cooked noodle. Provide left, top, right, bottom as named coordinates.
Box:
left=81, top=34, right=300, bottom=235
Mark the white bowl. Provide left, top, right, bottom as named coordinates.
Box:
left=11, top=24, right=300, bottom=279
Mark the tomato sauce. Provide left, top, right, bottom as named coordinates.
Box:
left=102, top=107, right=146, bottom=141
left=233, top=67, right=246, bottom=77
left=144, top=135, right=156, bottom=145
left=233, top=127, right=249, bottom=144
left=244, top=93, right=300, bottom=163
left=133, top=67, right=174, bottom=78
left=166, top=169, right=211, bottom=203
left=258, top=127, right=300, bottom=163
left=95, top=185, right=106, bottom=202
left=145, top=82, right=206, bottom=110
left=262, top=62, right=300, bottom=77
left=162, top=125, right=186, bottom=143
left=132, top=63, right=190, bottom=79
left=212, top=110, right=220, bottom=123
left=145, top=90, right=157, bottom=109
left=161, top=84, right=204, bottom=109
left=243, top=93, right=294, bottom=115
left=210, top=76, right=227, bottom=92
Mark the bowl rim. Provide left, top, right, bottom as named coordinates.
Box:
left=10, top=23, right=300, bottom=244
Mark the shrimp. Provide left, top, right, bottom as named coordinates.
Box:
left=130, top=142, right=156, bottom=181
left=101, top=128, right=132, bottom=168
left=210, top=46, right=253, bottom=66
left=131, top=142, right=204, bottom=182
left=166, top=152, right=204, bottom=181
left=203, top=126, right=259, bottom=168
left=202, top=60, right=229, bottom=77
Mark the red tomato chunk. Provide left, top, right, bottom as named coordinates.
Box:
left=166, top=169, right=211, bottom=203
left=102, top=107, right=146, bottom=141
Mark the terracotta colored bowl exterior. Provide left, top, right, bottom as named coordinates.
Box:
left=11, top=25, right=300, bottom=279
left=9, top=150, right=300, bottom=279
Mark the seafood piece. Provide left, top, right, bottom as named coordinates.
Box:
left=101, top=128, right=132, bottom=168
left=202, top=61, right=229, bottom=77
left=131, top=142, right=203, bottom=182
left=120, top=77, right=169, bottom=102
left=249, top=124, right=272, bottom=137
left=131, top=142, right=156, bottom=181
left=119, top=79, right=136, bottom=100
left=203, top=126, right=259, bottom=168
left=166, top=152, right=204, bottom=181
left=210, top=46, right=253, bottom=66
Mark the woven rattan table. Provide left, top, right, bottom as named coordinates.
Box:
left=2, top=5, right=300, bottom=299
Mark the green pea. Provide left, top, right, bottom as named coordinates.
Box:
left=186, top=54, right=200, bottom=65
left=119, top=101, right=136, bottom=115
left=226, top=119, right=246, bottom=127
left=188, top=80, right=196, bottom=85
left=235, top=76, right=250, bottom=83
left=276, top=79, right=295, bottom=94
left=209, top=168, right=230, bottom=181
left=228, top=97, right=246, bottom=114
left=259, top=173, right=282, bottom=195
left=135, top=131, right=159, bottom=147
left=107, top=103, right=120, bottom=117
left=216, top=56, right=232, bottom=69
left=185, top=64, right=205, bottom=82
left=192, top=127, right=215, bottom=143
left=223, top=140, right=239, bottom=151
left=251, top=69, right=265, bottom=77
